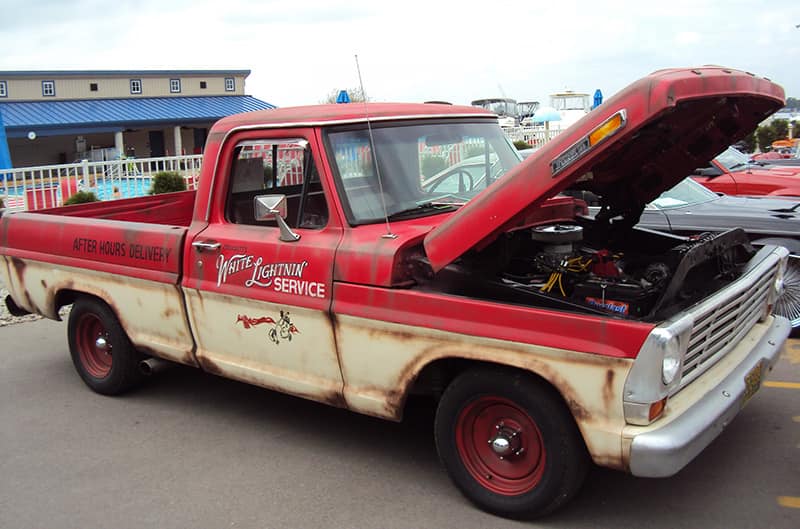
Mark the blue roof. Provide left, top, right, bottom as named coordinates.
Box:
left=0, top=95, right=275, bottom=138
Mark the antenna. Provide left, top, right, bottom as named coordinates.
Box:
left=497, top=83, right=507, bottom=98
left=355, top=54, right=397, bottom=240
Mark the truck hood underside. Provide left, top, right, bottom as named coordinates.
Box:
left=424, top=67, right=785, bottom=272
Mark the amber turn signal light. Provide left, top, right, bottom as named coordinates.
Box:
left=648, top=397, right=668, bottom=422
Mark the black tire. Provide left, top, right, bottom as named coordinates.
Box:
left=434, top=367, right=589, bottom=519
left=67, top=297, right=143, bottom=395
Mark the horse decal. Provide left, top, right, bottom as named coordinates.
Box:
left=236, top=311, right=300, bottom=345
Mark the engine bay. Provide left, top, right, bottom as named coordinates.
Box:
left=416, top=219, right=756, bottom=322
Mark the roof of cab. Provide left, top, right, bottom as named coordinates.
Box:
left=210, top=102, right=494, bottom=132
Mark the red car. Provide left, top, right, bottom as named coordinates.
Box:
left=692, top=146, right=800, bottom=196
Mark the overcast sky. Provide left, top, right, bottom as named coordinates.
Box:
left=2, top=0, right=799, bottom=107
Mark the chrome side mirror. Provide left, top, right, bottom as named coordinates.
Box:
left=254, top=195, right=300, bottom=242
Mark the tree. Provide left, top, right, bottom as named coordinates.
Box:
left=755, top=119, right=790, bottom=151
left=321, top=87, right=369, bottom=104
left=771, top=119, right=789, bottom=139
left=785, top=97, right=799, bottom=110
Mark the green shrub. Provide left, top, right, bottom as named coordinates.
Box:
left=420, top=155, right=448, bottom=178
left=513, top=140, right=531, bottom=150
left=65, top=191, right=99, bottom=205
left=149, top=171, right=187, bottom=195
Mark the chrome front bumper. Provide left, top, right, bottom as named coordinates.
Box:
left=626, top=315, right=790, bottom=478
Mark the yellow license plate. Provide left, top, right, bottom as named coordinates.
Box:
left=742, top=360, right=765, bottom=406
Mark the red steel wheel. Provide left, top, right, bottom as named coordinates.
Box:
left=455, top=396, right=546, bottom=495
left=74, top=312, right=113, bottom=378
left=68, top=297, right=143, bottom=395
left=435, top=368, right=588, bottom=519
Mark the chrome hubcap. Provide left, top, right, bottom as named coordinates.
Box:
left=95, top=336, right=109, bottom=352
left=487, top=421, right=524, bottom=459
left=490, top=436, right=512, bottom=456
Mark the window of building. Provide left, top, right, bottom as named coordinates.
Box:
left=226, top=139, right=328, bottom=229
left=130, top=79, right=142, bottom=94
left=225, top=77, right=235, bottom=92
left=0, top=81, right=7, bottom=98
left=170, top=78, right=181, bottom=93
left=89, top=83, right=98, bottom=92
left=200, top=81, right=207, bottom=89
left=42, top=80, right=55, bottom=97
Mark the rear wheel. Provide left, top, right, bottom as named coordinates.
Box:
left=68, top=297, right=143, bottom=395
left=434, top=368, right=588, bottom=519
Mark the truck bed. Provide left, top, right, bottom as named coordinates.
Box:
left=39, top=190, right=196, bottom=226
left=1, top=191, right=194, bottom=281
left=0, top=190, right=196, bottom=366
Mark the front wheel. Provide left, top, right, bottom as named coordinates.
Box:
left=774, top=257, right=800, bottom=335
left=434, top=368, right=588, bottom=519
left=68, top=297, right=143, bottom=395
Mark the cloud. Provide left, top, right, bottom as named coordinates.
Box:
left=675, top=31, right=701, bottom=46
left=1, top=0, right=799, bottom=107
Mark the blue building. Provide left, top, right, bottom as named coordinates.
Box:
left=0, top=69, right=274, bottom=167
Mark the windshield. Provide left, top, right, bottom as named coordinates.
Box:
left=714, top=146, right=751, bottom=171
left=650, top=177, right=718, bottom=209
left=327, top=121, right=521, bottom=225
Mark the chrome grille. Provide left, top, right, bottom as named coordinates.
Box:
left=677, top=252, right=780, bottom=390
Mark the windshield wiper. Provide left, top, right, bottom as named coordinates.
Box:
left=386, top=202, right=458, bottom=220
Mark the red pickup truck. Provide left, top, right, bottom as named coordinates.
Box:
left=0, top=67, right=791, bottom=518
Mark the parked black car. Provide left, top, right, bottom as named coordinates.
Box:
left=572, top=178, right=800, bottom=332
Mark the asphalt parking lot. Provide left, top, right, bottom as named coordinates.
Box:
left=1, top=319, right=797, bottom=529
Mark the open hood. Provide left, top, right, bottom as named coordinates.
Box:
left=424, top=66, right=784, bottom=272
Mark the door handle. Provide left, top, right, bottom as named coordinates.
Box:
left=192, top=240, right=221, bottom=252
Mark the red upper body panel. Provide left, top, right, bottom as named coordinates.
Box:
left=0, top=69, right=785, bottom=359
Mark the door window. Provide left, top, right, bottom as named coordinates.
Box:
left=225, top=139, right=329, bottom=229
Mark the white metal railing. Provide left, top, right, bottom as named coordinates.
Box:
left=0, top=155, right=203, bottom=212
left=503, top=126, right=563, bottom=148
left=0, top=127, right=562, bottom=213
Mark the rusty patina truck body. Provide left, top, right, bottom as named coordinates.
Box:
left=0, top=67, right=791, bottom=518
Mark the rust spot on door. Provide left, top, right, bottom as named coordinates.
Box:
left=603, top=369, right=615, bottom=410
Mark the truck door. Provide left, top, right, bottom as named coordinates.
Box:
left=182, top=133, right=345, bottom=405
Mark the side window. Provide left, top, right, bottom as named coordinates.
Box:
left=226, top=139, right=329, bottom=229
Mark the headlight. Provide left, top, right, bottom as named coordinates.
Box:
left=774, top=256, right=787, bottom=297
left=661, top=336, right=682, bottom=384
left=623, top=315, right=693, bottom=425
left=766, top=254, right=789, bottom=319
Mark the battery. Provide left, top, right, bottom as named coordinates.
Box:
left=571, top=278, right=659, bottom=318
